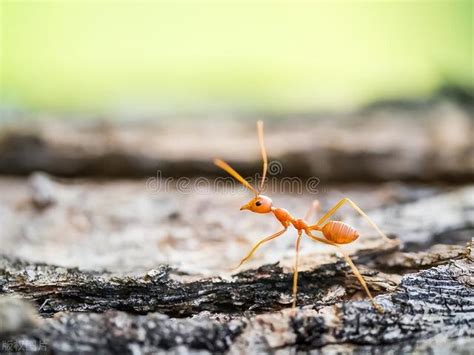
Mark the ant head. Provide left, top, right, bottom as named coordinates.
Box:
left=240, top=195, right=273, bottom=214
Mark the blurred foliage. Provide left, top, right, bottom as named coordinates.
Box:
left=0, top=1, right=472, bottom=113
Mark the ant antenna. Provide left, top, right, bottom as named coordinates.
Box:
left=257, top=120, right=268, bottom=193
left=214, top=158, right=258, bottom=195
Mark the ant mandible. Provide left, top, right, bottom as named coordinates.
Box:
left=214, top=121, right=395, bottom=313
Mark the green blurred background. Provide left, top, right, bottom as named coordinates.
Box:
left=0, top=0, right=472, bottom=113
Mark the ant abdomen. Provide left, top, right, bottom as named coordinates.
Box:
left=322, top=221, right=359, bottom=244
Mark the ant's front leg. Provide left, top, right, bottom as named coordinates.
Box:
left=233, top=227, right=288, bottom=270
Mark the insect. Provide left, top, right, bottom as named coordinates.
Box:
left=214, top=121, right=395, bottom=313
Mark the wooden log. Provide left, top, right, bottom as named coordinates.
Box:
left=0, top=244, right=400, bottom=317
left=1, top=175, right=472, bottom=274
left=2, top=245, right=471, bottom=353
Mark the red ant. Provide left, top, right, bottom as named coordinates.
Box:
left=214, top=121, right=395, bottom=312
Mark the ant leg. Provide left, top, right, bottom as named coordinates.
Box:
left=234, top=228, right=288, bottom=269
left=313, top=198, right=392, bottom=243
left=304, top=200, right=321, bottom=221
left=292, top=230, right=303, bottom=309
left=304, top=231, right=384, bottom=313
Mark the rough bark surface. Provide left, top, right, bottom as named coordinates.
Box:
left=1, top=175, right=472, bottom=274
left=0, top=243, right=400, bottom=317
left=1, top=249, right=472, bottom=354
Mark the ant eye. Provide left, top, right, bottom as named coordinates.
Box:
left=255, top=201, right=262, bottom=206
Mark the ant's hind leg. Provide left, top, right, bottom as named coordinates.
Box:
left=233, top=228, right=288, bottom=270
left=304, top=200, right=321, bottom=222
left=292, top=231, right=303, bottom=309
left=314, top=198, right=393, bottom=244
left=304, top=231, right=384, bottom=313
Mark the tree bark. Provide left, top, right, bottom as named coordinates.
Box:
left=1, top=244, right=472, bottom=354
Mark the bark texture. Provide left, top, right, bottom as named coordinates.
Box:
left=0, top=185, right=472, bottom=353
left=1, top=175, right=472, bottom=274
left=1, top=247, right=472, bottom=354
left=0, top=244, right=400, bottom=317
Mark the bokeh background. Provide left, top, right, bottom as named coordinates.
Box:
left=1, top=1, right=472, bottom=114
